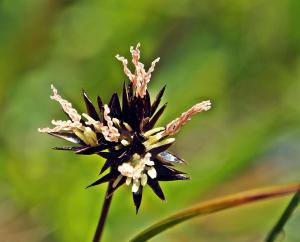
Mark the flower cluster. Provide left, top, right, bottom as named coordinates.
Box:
left=39, top=44, right=211, bottom=212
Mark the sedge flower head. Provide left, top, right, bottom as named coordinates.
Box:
left=39, top=43, right=211, bottom=212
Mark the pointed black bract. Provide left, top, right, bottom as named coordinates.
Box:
left=147, top=178, right=165, bottom=201
left=83, top=90, right=99, bottom=121
left=144, top=91, right=151, bottom=118
left=98, top=151, right=119, bottom=160
left=49, top=132, right=85, bottom=145
left=99, top=159, right=115, bottom=174
left=157, top=174, right=190, bottom=182
left=131, top=133, right=146, bottom=154
left=144, top=103, right=167, bottom=130
left=122, top=82, right=130, bottom=119
left=52, top=146, right=83, bottom=151
left=155, top=163, right=186, bottom=176
left=75, top=144, right=109, bottom=155
left=133, top=186, right=143, bottom=213
left=127, top=82, right=134, bottom=100
left=109, top=93, right=122, bottom=119
left=97, top=95, right=104, bottom=122
left=150, top=85, right=166, bottom=116
left=87, top=171, right=118, bottom=188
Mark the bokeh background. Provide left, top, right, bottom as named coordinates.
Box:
left=0, top=0, right=300, bottom=241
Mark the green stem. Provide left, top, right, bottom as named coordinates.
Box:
left=265, top=190, right=300, bottom=242
left=93, top=181, right=113, bottom=242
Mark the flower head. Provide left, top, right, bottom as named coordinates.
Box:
left=39, top=43, right=211, bottom=212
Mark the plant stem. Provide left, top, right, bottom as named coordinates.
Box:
left=265, top=190, right=300, bottom=242
left=93, top=181, right=113, bottom=242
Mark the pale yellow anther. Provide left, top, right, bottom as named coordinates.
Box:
left=141, top=174, right=148, bottom=186
left=126, top=177, right=132, bottom=186
left=82, top=113, right=103, bottom=132
left=145, top=137, right=175, bottom=151
left=143, top=127, right=165, bottom=137
left=121, top=139, right=130, bottom=146
left=83, top=127, right=98, bottom=146
left=74, top=130, right=90, bottom=145
left=123, top=122, right=133, bottom=131
left=112, top=118, right=121, bottom=127
left=112, top=175, right=123, bottom=188
left=132, top=153, right=141, bottom=161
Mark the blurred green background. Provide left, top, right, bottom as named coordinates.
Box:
left=0, top=0, right=300, bottom=241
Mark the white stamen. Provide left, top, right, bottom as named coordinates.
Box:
left=143, top=153, right=154, bottom=166
left=145, top=159, right=154, bottom=166
left=118, top=163, right=135, bottom=177
left=132, top=179, right=140, bottom=193
left=117, top=152, right=155, bottom=190
left=147, top=167, right=157, bottom=179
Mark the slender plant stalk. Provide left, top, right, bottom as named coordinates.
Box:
left=265, top=190, right=300, bottom=242
left=93, top=181, right=114, bottom=242
left=129, top=182, right=300, bottom=242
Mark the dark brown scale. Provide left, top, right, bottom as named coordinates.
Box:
left=97, top=95, right=104, bottom=123
left=108, top=92, right=122, bottom=119
left=83, top=90, right=100, bottom=121
left=133, top=186, right=143, bottom=214
left=144, top=103, right=167, bottom=131
left=150, top=85, right=166, bottom=116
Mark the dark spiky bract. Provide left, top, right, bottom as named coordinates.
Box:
left=53, top=82, right=189, bottom=212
